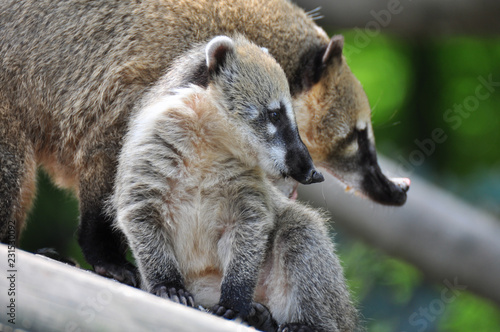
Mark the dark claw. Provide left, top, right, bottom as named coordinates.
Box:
left=93, top=262, right=139, bottom=288
left=212, top=302, right=277, bottom=331
left=155, top=285, right=168, bottom=297
left=153, top=286, right=195, bottom=308
left=168, top=287, right=180, bottom=303
left=211, top=304, right=238, bottom=320
left=246, top=302, right=278, bottom=332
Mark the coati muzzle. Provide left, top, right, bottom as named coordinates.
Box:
left=357, top=129, right=409, bottom=206
left=285, top=141, right=325, bottom=185
left=361, top=162, right=410, bottom=206
left=325, top=128, right=410, bottom=206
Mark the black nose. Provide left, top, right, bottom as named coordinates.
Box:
left=306, top=169, right=325, bottom=184
left=311, top=170, right=325, bottom=183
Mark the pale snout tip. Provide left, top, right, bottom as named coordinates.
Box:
left=390, top=177, right=411, bottom=192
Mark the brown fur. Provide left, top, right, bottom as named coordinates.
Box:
left=0, top=0, right=407, bottom=285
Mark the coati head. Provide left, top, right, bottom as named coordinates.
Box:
left=292, top=35, right=410, bottom=205
left=204, top=35, right=324, bottom=185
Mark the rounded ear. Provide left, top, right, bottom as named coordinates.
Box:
left=289, top=35, right=344, bottom=95
left=322, top=35, right=344, bottom=64
left=206, top=36, right=235, bottom=74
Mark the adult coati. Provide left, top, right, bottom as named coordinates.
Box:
left=111, top=35, right=356, bottom=332
left=0, top=0, right=409, bottom=285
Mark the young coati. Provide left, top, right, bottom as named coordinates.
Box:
left=111, top=35, right=357, bottom=332
left=0, top=0, right=409, bottom=286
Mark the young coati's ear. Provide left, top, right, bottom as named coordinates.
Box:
left=206, top=36, right=235, bottom=75
left=322, top=35, right=344, bottom=65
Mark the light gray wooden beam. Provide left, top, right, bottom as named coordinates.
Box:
left=0, top=244, right=254, bottom=332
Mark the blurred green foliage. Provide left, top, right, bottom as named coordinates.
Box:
left=19, top=31, right=500, bottom=331
left=21, top=170, right=88, bottom=269
left=341, top=31, right=500, bottom=217
left=337, top=30, right=500, bottom=331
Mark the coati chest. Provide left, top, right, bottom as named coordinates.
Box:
left=166, top=169, right=275, bottom=306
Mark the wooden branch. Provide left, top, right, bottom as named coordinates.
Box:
left=294, top=0, right=500, bottom=35
left=298, top=156, right=500, bottom=306
left=0, top=244, right=254, bottom=331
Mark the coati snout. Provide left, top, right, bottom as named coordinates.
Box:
left=284, top=133, right=324, bottom=185
left=205, top=36, right=324, bottom=186
left=324, top=127, right=410, bottom=205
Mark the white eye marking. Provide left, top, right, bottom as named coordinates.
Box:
left=344, top=140, right=359, bottom=156
left=268, top=100, right=280, bottom=110
left=267, top=123, right=277, bottom=136
left=284, top=105, right=296, bottom=129
left=356, top=120, right=367, bottom=131
left=261, top=47, right=269, bottom=54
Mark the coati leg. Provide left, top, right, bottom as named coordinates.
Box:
left=123, top=215, right=194, bottom=307
left=260, top=202, right=358, bottom=332
left=77, top=147, right=138, bottom=287
left=210, top=188, right=274, bottom=321
left=0, top=110, right=37, bottom=245
left=112, top=179, right=195, bottom=306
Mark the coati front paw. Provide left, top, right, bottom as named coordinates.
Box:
left=35, top=248, right=78, bottom=267
left=278, top=323, right=315, bottom=332
left=93, top=262, right=138, bottom=288
left=211, top=302, right=277, bottom=332
left=211, top=304, right=239, bottom=320
left=246, top=302, right=278, bottom=332
left=153, top=285, right=195, bottom=307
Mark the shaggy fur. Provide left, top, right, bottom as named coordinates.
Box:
left=111, top=36, right=357, bottom=332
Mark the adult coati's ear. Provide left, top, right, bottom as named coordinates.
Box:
left=291, top=35, right=344, bottom=95
left=322, top=35, right=344, bottom=65
left=206, top=36, right=235, bottom=76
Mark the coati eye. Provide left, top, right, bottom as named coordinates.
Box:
left=268, top=109, right=280, bottom=124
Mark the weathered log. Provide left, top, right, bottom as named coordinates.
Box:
left=0, top=244, right=254, bottom=332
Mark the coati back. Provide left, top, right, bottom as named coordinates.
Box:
left=112, top=35, right=356, bottom=332
left=0, top=0, right=408, bottom=284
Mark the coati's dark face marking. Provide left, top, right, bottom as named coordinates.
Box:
left=294, top=35, right=410, bottom=205
left=205, top=36, right=323, bottom=185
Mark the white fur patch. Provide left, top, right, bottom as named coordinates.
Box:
left=283, top=99, right=296, bottom=128
left=316, top=26, right=329, bottom=39
left=343, top=140, right=359, bottom=156
left=129, top=97, right=173, bottom=143
left=267, top=123, right=277, bottom=136
left=129, top=87, right=200, bottom=145
left=356, top=119, right=367, bottom=131
left=268, top=100, right=280, bottom=110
